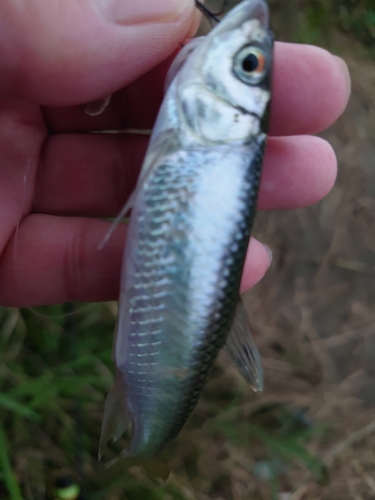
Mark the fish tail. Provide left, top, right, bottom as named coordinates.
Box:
left=99, top=372, right=129, bottom=460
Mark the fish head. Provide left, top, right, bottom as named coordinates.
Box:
left=177, top=0, right=273, bottom=144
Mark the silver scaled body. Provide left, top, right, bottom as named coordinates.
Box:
left=100, top=0, right=273, bottom=458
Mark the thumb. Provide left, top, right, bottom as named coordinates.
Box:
left=0, top=0, right=199, bottom=105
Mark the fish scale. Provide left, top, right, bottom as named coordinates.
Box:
left=117, top=140, right=265, bottom=455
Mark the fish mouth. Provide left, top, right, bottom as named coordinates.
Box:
left=246, top=111, right=261, bottom=121
left=235, top=105, right=261, bottom=121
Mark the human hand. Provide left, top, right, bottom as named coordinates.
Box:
left=0, top=0, right=350, bottom=307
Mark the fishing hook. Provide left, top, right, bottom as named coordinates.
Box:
left=195, top=1, right=221, bottom=25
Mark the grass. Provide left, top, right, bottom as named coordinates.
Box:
left=0, top=303, right=328, bottom=499
left=0, top=424, right=23, bottom=500
left=263, top=0, right=375, bottom=56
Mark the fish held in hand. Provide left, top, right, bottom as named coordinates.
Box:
left=100, top=0, right=274, bottom=459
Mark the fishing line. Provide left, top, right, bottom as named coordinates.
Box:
left=12, top=131, right=39, bottom=314
left=13, top=157, right=31, bottom=263
left=12, top=124, right=37, bottom=284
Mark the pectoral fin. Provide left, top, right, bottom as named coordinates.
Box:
left=99, top=372, right=129, bottom=460
left=98, top=140, right=173, bottom=250
left=224, top=300, right=264, bottom=391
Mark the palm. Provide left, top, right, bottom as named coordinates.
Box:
left=0, top=0, right=350, bottom=307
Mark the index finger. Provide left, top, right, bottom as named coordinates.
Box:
left=44, top=42, right=351, bottom=136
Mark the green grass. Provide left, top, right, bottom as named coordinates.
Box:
left=268, top=0, right=375, bottom=55
left=0, top=424, right=23, bottom=500
left=0, top=304, right=328, bottom=499
left=305, top=0, right=375, bottom=47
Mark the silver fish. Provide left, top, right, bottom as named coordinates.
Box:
left=100, top=0, right=274, bottom=459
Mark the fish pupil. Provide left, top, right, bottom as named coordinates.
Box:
left=242, top=53, right=258, bottom=73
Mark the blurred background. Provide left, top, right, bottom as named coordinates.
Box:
left=1, top=1, right=375, bottom=499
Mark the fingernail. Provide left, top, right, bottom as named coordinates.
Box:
left=333, top=55, right=351, bottom=96
left=101, top=0, right=193, bottom=24
left=263, top=244, right=273, bottom=269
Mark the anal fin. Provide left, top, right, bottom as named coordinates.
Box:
left=99, top=373, right=129, bottom=460
left=224, top=299, right=264, bottom=391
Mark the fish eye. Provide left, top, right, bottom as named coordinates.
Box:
left=233, top=46, right=267, bottom=85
